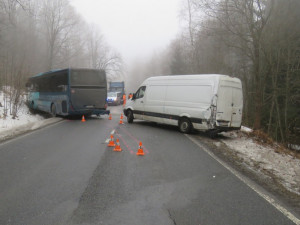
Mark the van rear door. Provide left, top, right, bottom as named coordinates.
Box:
left=216, top=79, right=243, bottom=128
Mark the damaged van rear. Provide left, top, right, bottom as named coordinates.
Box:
left=123, top=74, right=243, bottom=136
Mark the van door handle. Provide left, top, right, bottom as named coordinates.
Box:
left=141, top=101, right=144, bottom=103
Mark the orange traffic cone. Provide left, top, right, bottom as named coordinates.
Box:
left=81, top=115, right=86, bottom=122
left=107, top=135, right=115, bottom=147
left=108, top=114, right=112, bottom=120
left=119, top=115, right=124, bottom=124
left=136, top=142, right=145, bottom=156
left=113, top=139, right=122, bottom=152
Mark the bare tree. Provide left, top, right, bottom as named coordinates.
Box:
left=0, top=0, right=33, bottom=118
left=39, top=0, right=80, bottom=70
left=85, top=26, right=124, bottom=81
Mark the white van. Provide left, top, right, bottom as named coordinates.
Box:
left=123, top=74, right=243, bottom=136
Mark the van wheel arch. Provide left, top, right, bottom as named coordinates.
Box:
left=126, top=109, right=134, bottom=123
left=178, top=117, right=193, bottom=133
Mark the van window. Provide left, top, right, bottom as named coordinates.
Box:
left=135, top=86, right=146, bottom=99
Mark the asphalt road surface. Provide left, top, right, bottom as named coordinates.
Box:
left=0, top=106, right=298, bottom=225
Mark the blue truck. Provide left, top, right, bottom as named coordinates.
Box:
left=109, top=81, right=125, bottom=103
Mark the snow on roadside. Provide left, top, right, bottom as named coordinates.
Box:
left=241, top=126, right=253, bottom=133
left=219, top=129, right=300, bottom=196
left=0, top=92, right=45, bottom=137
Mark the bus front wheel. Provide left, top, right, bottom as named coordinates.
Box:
left=51, top=104, right=56, bottom=117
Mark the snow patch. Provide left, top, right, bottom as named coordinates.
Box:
left=221, top=131, right=300, bottom=195
left=0, top=92, right=44, bottom=134
left=0, top=91, right=63, bottom=141
left=241, top=126, right=253, bottom=133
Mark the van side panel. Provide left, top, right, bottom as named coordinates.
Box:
left=164, top=83, right=214, bottom=127
left=144, top=85, right=167, bottom=123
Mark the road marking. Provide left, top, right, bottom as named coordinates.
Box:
left=119, top=126, right=150, bottom=153
left=116, top=132, right=134, bottom=153
left=186, top=134, right=300, bottom=225
left=110, top=130, right=115, bottom=135
left=105, top=139, right=109, bottom=143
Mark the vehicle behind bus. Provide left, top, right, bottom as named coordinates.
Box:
left=108, top=81, right=125, bottom=103
left=107, top=92, right=122, bottom=105
left=27, top=68, right=110, bottom=117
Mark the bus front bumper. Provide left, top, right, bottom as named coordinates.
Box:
left=93, top=109, right=110, bottom=115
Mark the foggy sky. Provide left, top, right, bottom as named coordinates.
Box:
left=71, top=0, right=182, bottom=64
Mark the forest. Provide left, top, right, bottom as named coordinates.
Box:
left=0, top=0, right=299, bottom=147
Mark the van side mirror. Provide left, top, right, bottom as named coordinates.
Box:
left=132, top=93, right=136, bottom=100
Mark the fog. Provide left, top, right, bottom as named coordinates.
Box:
left=70, top=0, right=181, bottom=65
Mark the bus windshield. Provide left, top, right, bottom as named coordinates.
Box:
left=70, top=70, right=105, bottom=86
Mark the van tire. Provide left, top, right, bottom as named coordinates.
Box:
left=127, top=109, right=134, bottom=123
left=51, top=104, right=56, bottom=117
left=178, top=118, right=192, bottom=133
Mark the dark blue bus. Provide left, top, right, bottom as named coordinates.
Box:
left=27, top=68, right=110, bottom=117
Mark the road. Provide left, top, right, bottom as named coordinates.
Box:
left=0, top=105, right=298, bottom=225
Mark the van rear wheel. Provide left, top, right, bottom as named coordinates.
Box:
left=127, top=109, right=134, bottom=123
left=179, top=118, right=192, bottom=133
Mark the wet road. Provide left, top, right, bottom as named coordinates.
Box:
left=0, top=106, right=298, bottom=225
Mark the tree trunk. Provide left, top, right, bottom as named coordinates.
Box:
left=253, top=39, right=263, bottom=130
left=267, top=97, right=275, bottom=135
left=275, top=97, right=285, bottom=143
left=284, top=48, right=290, bottom=136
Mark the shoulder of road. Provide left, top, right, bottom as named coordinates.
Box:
left=0, top=117, right=63, bottom=143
